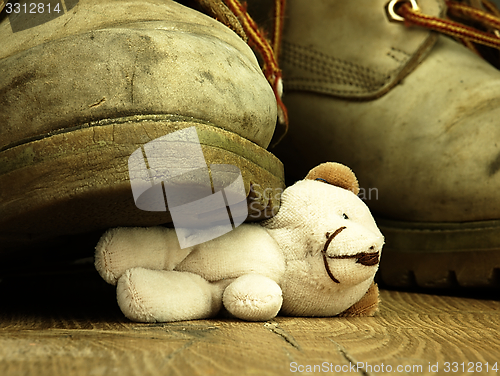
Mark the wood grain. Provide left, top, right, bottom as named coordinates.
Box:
left=0, top=270, right=499, bottom=375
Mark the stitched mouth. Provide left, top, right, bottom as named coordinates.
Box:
left=322, top=227, right=380, bottom=284
left=329, top=252, right=380, bottom=267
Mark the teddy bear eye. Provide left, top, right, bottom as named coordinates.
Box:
left=315, top=178, right=329, bottom=184
left=342, top=213, right=349, bottom=220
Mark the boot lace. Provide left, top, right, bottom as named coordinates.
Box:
left=387, top=0, right=500, bottom=68
left=194, top=0, right=288, bottom=146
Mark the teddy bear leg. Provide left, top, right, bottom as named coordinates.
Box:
left=222, top=274, right=283, bottom=321
left=95, top=227, right=192, bottom=285
left=116, top=268, right=223, bottom=322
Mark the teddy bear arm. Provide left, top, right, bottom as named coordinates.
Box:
left=175, top=224, right=286, bottom=283
left=337, top=282, right=380, bottom=317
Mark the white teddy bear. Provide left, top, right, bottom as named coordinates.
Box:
left=95, top=162, right=384, bottom=322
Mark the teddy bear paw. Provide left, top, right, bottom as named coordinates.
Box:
left=222, top=274, right=283, bottom=321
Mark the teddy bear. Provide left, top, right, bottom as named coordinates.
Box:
left=94, top=162, right=384, bottom=322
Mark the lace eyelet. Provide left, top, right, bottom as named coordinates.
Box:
left=385, top=0, right=420, bottom=23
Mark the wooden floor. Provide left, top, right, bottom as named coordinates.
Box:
left=0, top=266, right=499, bottom=376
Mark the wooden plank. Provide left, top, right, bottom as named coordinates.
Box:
left=0, top=321, right=310, bottom=376
left=0, top=270, right=499, bottom=376
left=275, top=291, right=500, bottom=375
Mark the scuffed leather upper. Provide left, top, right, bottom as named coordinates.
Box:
left=0, top=0, right=277, bottom=150
left=279, top=0, right=500, bottom=222
left=281, top=0, right=445, bottom=99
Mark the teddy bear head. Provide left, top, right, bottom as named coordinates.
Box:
left=262, top=162, right=384, bottom=317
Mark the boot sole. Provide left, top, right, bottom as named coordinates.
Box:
left=0, top=114, right=284, bottom=254
left=377, top=218, right=500, bottom=289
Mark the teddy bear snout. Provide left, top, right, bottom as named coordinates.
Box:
left=323, top=226, right=382, bottom=265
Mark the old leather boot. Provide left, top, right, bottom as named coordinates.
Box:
left=0, top=0, right=284, bottom=257
left=277, top=0, right=500, bottom=288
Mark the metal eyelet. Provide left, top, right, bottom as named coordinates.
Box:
left=386, top=0, right=420, bottom=22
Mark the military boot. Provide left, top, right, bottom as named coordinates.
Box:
left=0, top=0, right=284, bottom=259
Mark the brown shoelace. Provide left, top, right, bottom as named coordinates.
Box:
left=195, top=0, right=289, bottom=146
left=388, top=0, right=500, bottom=64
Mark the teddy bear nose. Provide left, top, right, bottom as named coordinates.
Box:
left=356, top=250, right=380, bottom=266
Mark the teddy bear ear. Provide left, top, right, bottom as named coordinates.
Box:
left=305, top=162, right=359, bottom=195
